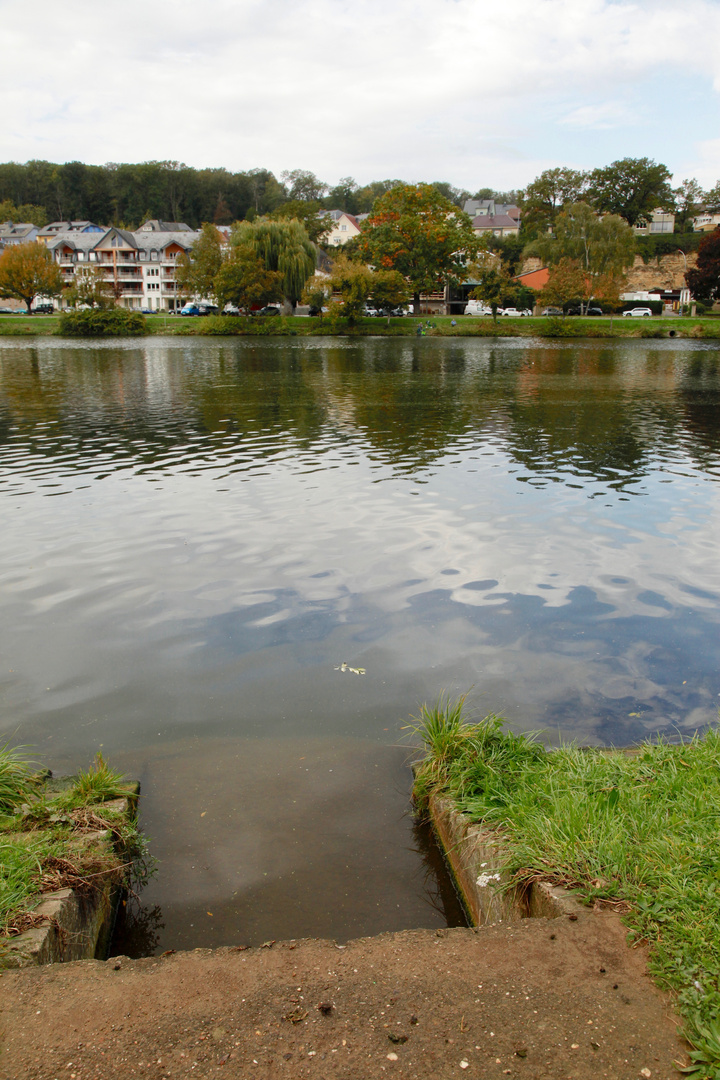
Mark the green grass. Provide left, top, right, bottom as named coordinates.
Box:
left=55, top=752, right=129, bottom=809
left=1, top=312, right=719, bottom=339
left=411, top=698, right=720, bottom=1078
left=0, top=744, right=35, bottom=812
left=0, top=746, right=146, bottom=944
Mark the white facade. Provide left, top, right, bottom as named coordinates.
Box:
left=632, top=210, right=675, bottom=235
left=49, top=227, right=199, bottom=311
left=693, top=212, right=720, bottom=233
left=326, top=211, right=362, bottom=246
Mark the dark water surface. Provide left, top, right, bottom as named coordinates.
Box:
left=2, top=335, right=720, bottom=950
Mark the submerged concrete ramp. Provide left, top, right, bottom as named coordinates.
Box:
left=0, top=915, right=686, bottom=1079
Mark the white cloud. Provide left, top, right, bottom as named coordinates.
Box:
left=679, top=138, right=720, bottom=188
left=0, top=0, right=719, bottom=188
left=559, top=101, right=639, bottom=130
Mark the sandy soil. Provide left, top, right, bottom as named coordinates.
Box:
left=0, top=911, right=687, bottom=1080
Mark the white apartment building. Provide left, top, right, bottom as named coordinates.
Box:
left=48, top=225, right=199, bottom=311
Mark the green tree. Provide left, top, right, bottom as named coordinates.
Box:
left=280, top=169, right=327, bottom=202
left=0, top=242, right=63, bottom=313
left=175, top=222, right=224, bottom=302
left=214, top=246, right=283, bottom=315
left=673, top=179, right=706, bottom=233
left=63, top=265, right=115, bottom=309
left=529, top=202, right=635, bottom=311
left=430, top=181, right=472, bottom=208
left=327, top=255, right=374, bottom=322
left=269, top=200, right=333, bottom=245
left=705, top=182, right=720, bottom=214
left=0, top=199, right=48, bottom=227
left=518, top=168, right=587, bottom=237
left=230, top=218, right=317, bottom=311
left=324, top=176, right=360, bottom=214
left=370, top=268, right=410, bottom=320
left=301, top=274, right=333, bottom=317
left=468, top=254, right=519, bottom=323
left=356, top=183, right=479, bottom=314
left=585, top=157, right=674, bottom=226
left=686, top=228, right=720, bottom=303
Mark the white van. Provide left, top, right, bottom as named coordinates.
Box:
left=464, top=299, right=492, bottom=316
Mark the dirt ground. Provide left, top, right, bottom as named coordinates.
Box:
left=0, top=911, right=687, bottom=1080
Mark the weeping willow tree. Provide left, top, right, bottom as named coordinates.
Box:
left=230, top=218, right=317, bottom=311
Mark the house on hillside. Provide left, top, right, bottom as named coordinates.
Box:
left=632, top=209, right=675, bottom=235
left=693, top=212, right=720, bottom=232
left=136, top=220, right=194, bottom=233
left=470, top=214, right=520, bottom=239
left=37, top=221, right=105, bottom=244
left=0, top=222, right=40, bottom=248
left=326, top=210, right=363, bottom=246
left=463, top=199, right=521, bottom=222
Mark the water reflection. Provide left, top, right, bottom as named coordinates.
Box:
left=2, top=335, right=720, bottom=949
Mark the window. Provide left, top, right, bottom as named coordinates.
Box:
left=341, top=225, right=347, bottom=231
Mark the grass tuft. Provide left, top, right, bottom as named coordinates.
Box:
left=410, top=695, right=720, bottom=1078
left=0, top=744, right=34, bottom=813
left=56, top=753, right=128, bottom=809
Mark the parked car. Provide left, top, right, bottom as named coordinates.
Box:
left=255, top=305, right=280, bottom=316
left=180, top=303, right=217, bottom=316
left=623, top=307, right=653, bottom=318
left=500, top=307, right=526, bottom=317
left=541, top=307, right=563, bottom=316
left=33, top=304, right=55, bottom=314
left=0, top=307, right=16, bottom=314
left=308, top=305, right=329, bottom=316
left=363, top=305, right=381, bottom=317
left=464, top=300, right=492, bottom=316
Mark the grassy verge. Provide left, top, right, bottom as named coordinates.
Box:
left=411, top=697, right=720, bottom=1079
left=0, top=747, right=149, bottom=944
left=0, top=313, right=719, bottom=340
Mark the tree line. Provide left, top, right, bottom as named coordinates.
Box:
left=1, top=157, right=718, bottom=238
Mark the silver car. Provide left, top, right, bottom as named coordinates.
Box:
left=623, top=307, right=653, bottom=317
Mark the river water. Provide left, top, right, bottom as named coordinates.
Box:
left=1, top=335, right=719, bottom=952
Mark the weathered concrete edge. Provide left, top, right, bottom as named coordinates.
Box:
left=427, top=792, right=586, bottom=926
left=0, top=791, right=139, bottom=969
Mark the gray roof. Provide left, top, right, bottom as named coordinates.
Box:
left=133, top=231, right=197, bottom=252
left=464, top=199, right=520, bottom=220
left=48, top=228, right=199, bottom=255
left=0, top=222, right=38, bottom=238
left=38, top=221, right=105, bottom=236
left=136, top=220, right=194, bottom=233
left=472, top=214, right=520, bottom=230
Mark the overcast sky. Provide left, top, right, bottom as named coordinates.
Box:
left=2, top=0, right=720, bottom=192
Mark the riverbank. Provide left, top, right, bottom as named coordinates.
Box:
left=1, top=312, right=720, bottom=340
left=0, top=919, right=686, bottom=1079
left=0, top=749, right=142, bottom=968
left=411, top=700, right=720, bottom=1079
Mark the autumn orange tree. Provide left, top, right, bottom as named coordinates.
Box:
left=538, top=258, right=587, bottom=314
left=356, top=184, right=479, bottom=314
left=0, top=243, right=63, bottom=313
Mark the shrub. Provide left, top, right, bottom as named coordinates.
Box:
left=635, top=231, right=701, bottom=264
left=541, top=316, right=578, bottom=337
left=58, top=308, right=147, bottom=337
